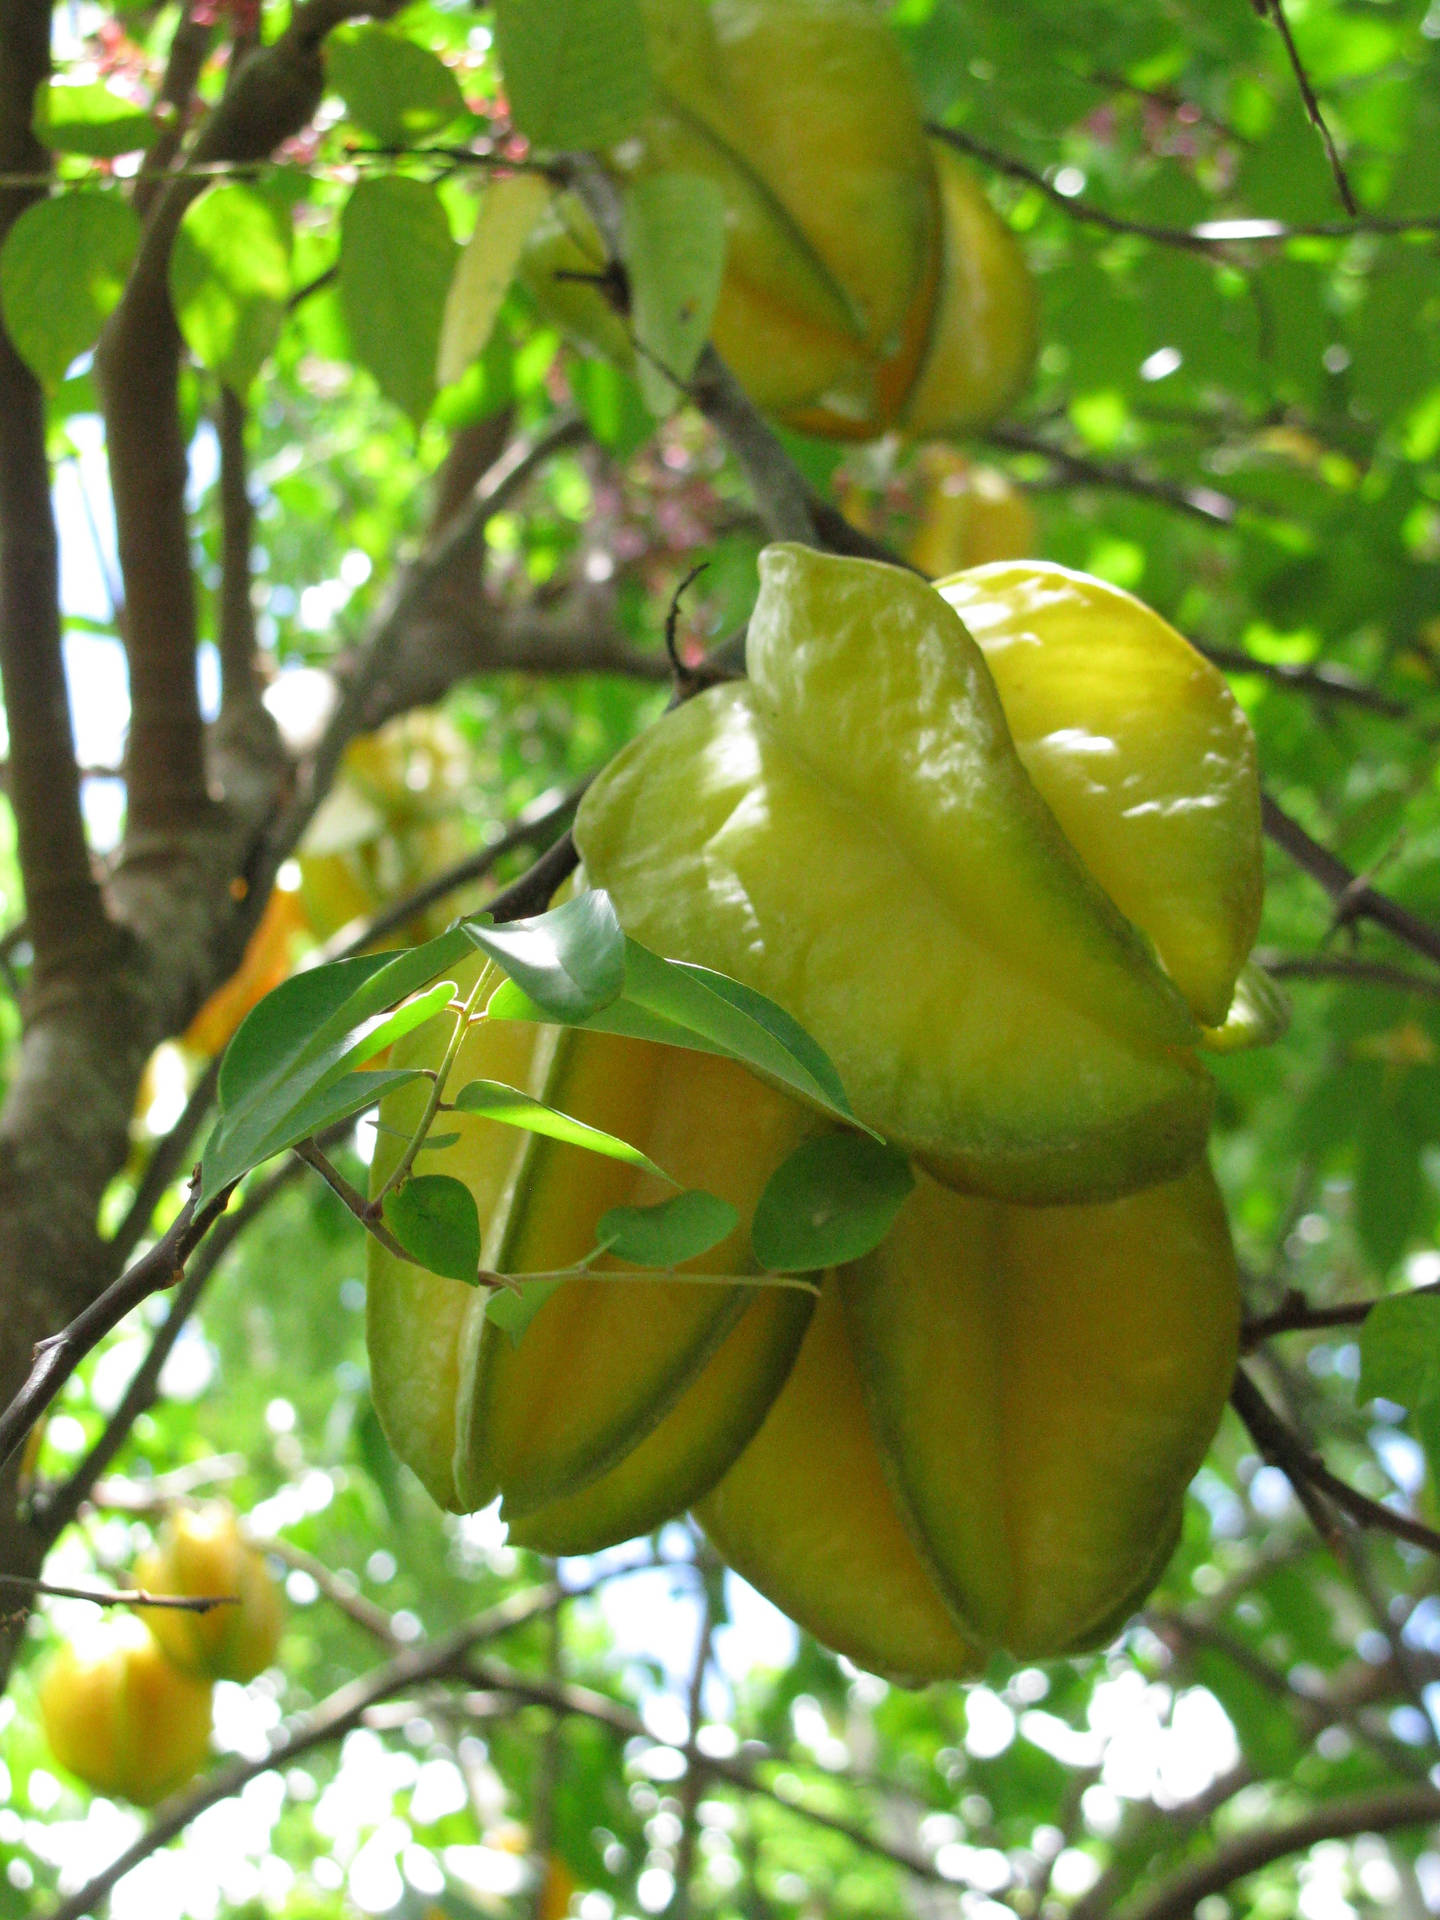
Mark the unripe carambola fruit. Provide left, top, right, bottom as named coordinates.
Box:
left=366, top=969, right=823, bottom=1553
left=576, top=545, right=1262, bottom=1204
left=133, top=1503, right=284, bottom=1684
left=39, top=1616, right=213, bottom=1806
left=698, top=1156, right=1239, bottom=1673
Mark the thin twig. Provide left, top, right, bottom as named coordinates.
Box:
left=37, top=1160, right=305, bottom=1541
left=1202, top=646, right=1410, bottom=718
left=1243, top=1281, right=1440, bottom=1351
left=0, top=1179, right=237, bottom=1478
left=1256, top=950, right=1440, bottom=1001
left=1261, top=793, right=1440, bottom=971
left=1232, top=1367, right=1440, bottom=1557
left=986, top=422, right=1244, bottom=526
left=1252, top=0, right=1358, bottom=216
left=931, top=122, right=1405, bottom=245
left=0, top=1574, right=235, bottom=1611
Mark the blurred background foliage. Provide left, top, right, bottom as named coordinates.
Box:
left=5, top=0, right=1440, bottom=1916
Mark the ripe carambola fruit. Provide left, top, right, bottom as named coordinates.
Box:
left=699, top=1157, right=1239, bottom=1672
left=38, top=1616, right=213, bottom=1806
left=576, top=545, right=1261, bottom=1204
left=632, top=0, right=939, bottom=425
left=366, top=961, right=821, bottom=1549
left=133, top=1503, right=284, bottom=1684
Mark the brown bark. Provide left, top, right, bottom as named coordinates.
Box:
left=0, top=0, right=113, bottom=978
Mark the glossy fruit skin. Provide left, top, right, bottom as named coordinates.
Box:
left=39, top=1617, right=213, bottom=1806
left=133, top=1504, right=284, bottom=1684
left=577, top=544, right=1219, bottom=1205
left=366, top=958, right=823, bottom=1547
left=699, top=1156, right=1238, bottom=1669
left=936, top=561, right=1263, bottom=1027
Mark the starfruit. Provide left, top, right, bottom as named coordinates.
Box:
left=699, top=1156, right=1239, bottom=1669
left=39, top=1616, right=214, bottom=1806
left=133, top=1503, right=284, bottom=1685
left=520, top=3, right=1035, bottom=439
left=366, top=959, right=821, bottom=1548
left=575, top=544, right=1263, bottom=1203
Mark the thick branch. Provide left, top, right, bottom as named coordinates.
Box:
left=216, top=386, right=261, bottom=714
left=1117, top=1784, right=1440, bottom=1920
left=0, top=0, right=112, bottom=977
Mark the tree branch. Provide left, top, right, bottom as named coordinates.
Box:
left=1117, top=1783, right=1440, bottom=1920
left=0, top=0, right=114, bottom=979
left=0, top=1178, right=236, bottom=1479
left=1261, top=793, right=1440, bottom=971
left=1231, top=1367, right=1440, bottom=1557
left=1253, top=0, right=1357, bottom=217
left=986, top=422, right=1243, bottom=526
left=35, top=1158, right=303, bottom=1542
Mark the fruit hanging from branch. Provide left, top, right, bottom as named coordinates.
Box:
left=363, top=541, right=1265, bottom=1679
left=133, top=1502, right=285, bottom=1685
left=519, top=0, right=1036, bottom=439
left=38, top=1617, right=214, bottom=1807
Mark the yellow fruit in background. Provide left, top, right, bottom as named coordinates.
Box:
left=906, top=448, right=1037, bottom=576
left=298, top=710, right=472, bottom=946
left=896, top=140, right=1039, bottom=440
left=134, top=1503, right=284, bottom=1684
left=183, top=886, right=309, bottom=1058
left=520, top=2, right=1036, bottom=440
left=39, top=1616, right=213, bottom=1806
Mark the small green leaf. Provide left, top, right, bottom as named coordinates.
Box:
left=752, top=1136, right=914, bottom=1273
left=340, top=176, right=457, bottom=427
left=438, top=172, right=551, bottom=387
left=465, top=890, right=625, bottom=1021
left=485, top=919, right=858, bottom=1126
left=485, top=1275, right=564, bottom=1344
left=1359, top=1292, right=1440, bottom=1411
left=492, top=0, right=651, bottom=151
left=169, top=183, right=291, bottom=394
left=327, top=25, right=467, bottom=146
left=623, top=172, right=727, bottom=411
left=34, top=80, right=156, bottom=156
left=1201, top=962, right=1292, bottom=1053
left=0, top=193, right=138, bottom=387
left=595, top=1190, right=739, bottom=1267
left=382, top=1174, right=481, bottom=1281
left=453, top=1076, right=670, bottom=1179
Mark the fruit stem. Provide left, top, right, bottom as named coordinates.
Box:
left=370, top=969, right=492, bottom=1208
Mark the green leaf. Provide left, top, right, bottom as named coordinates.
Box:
left=751, top=1135, right=914, bottom=1273
left=486, top=922, right=858, bottom=1126
left=594, top=1189, right=739, bottom=1266
left=485, top=1275, right=564, bottom=1344
left=571, top=355, right=652, bottom=459
left=1359, top=1292, right=1440, bottom=1412
left=453, top=1076, right=670, bottom=1180
left=437, top=173, right=552, bottom=388
left=169, top=183, right=291, bottom=394
left=623, top=172, right=727, bottom=412
left=34, top=80, right=155, bottom=156
left=1354, top=1101, right=1423, bottom=1277
left=464, top=890, right=626, bottom=1021
left=0, top=193, right=138, bottom=387
left=201, top=946, right=468, bottom=1203
left=327, top=25, right=467, bottom=146
left=382, top=1174, right=482, bottom=1281
left=492, top=0, right=651, bottom=150
left=340, top=176, right=457, bottom=427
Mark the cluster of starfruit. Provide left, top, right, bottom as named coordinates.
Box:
left=366, top=545, right=1271, bottom=1683
left=38, top=1503, right=283, bottom=1805
left=521, top=0, right=1036, bottom=441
